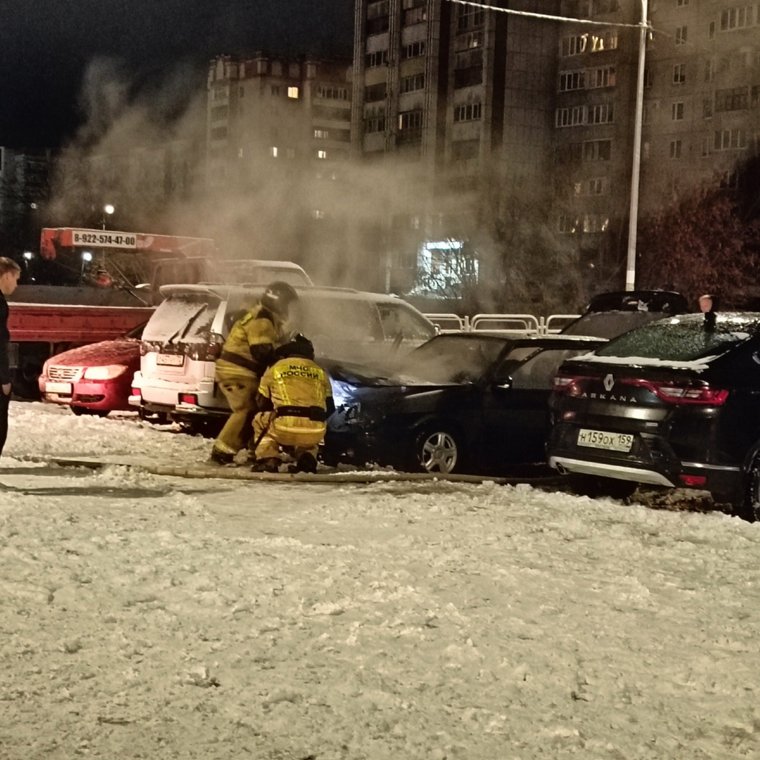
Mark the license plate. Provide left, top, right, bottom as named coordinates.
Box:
left=45, top=381, right=72, bottom=395
left=577, top=428, right=633, bottom=452
left=157, top=353, right=184, bottom=367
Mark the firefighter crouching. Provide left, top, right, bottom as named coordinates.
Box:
left=210, top=281, right=298, bottom=465
left=251, top=334, right=334, bottom=473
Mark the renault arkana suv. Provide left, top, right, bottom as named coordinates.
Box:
left=547, top=312, right=760, bottom=520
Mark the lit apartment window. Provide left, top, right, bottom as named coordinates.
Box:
left=561, top=34, right=587, bottom=56
left=558, top=70, right=585, bottom=91
left=675, top=26, right=688, bottom=45
left=457, top=31, right=483, bottom=50
left=672, top=101, right=684, bottom=120
left=558, top=215, right=578, bottom=234
left=453, top=102, right=482, bottom=121
left=398, top=110, right=423, bottom=130
left=670, top=140, right=682, bottom=158
left=673, top=63, right=686, bottom=84
left=317, top=150, right=328, bottom=159
left=288, top=86, right=300, bottom=99
left=271, top=146, right=279, bottom=158
left=314, top=129, right=329, bottom=139
left=583, top=214, right=609, bottom=233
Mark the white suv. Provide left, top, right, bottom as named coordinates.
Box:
left=130, top=284, right=436, bottom=432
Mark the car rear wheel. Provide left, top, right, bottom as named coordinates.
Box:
left=414, top=424, right=463, bottom=475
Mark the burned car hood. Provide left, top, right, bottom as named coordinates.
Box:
left=323, top=357, right=477, bottom=389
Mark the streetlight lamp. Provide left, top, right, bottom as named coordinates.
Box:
left=624, top=0, right=649, bottom=291
left=101, top=203, right=115, bottom=230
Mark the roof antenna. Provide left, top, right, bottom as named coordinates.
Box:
left=699, top=293, right=717, bottom=332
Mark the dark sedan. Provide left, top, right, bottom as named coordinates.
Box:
left=324, top=332, right=606, bottom=475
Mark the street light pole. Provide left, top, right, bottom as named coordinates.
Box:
left=102, top=203, right=115, bottom=230
left=624, top=0, right=649, bottom=291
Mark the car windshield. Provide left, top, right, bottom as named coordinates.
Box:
left=400, top=335, right=508, bottom=383
left=297, top=297, right=383, bottom=344
left=142, top=294, right=220, bottom=344
left=596, top=314, right=760, bottom=362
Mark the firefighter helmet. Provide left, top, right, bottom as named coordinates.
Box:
left=275, top=333, right=315, bottom=361
left=261, top=281, right=299, bottom=317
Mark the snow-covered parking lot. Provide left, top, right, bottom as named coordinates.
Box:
left=3, top=402, right=760, bottom=759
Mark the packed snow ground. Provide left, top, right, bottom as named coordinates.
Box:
left=3, top=403, right=760, bottom=759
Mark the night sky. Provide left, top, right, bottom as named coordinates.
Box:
left=1, top=0, right=354, bottom=148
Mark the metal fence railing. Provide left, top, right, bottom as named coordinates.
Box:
left=424, top=312, right=581, bottom=336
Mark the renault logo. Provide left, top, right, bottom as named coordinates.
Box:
left=603, top=373, right=615, bottom=392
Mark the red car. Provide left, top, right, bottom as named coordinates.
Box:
left=38, top=323, right=146, bottom=416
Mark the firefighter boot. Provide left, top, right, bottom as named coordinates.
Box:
left=293, top=452, right=318, bottom=474
left=209, top=447, right=235, bottom=465
left=251, top=457, right=281, bottom=473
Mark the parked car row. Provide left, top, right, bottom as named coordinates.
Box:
left=39, top=286, right=760, bottom=521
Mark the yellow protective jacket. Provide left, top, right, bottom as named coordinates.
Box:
left=257, top=356, right=333, bottom=445
left=215, top=304, right=283, bottom=381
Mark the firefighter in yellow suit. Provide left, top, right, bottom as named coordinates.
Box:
left=210, top=281, right=298, bottom=464
left=251, top=334, right=334, bottom=473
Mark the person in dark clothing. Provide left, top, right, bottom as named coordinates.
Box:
left=0, top=257, right=21, bottom=456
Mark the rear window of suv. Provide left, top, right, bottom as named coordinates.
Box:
left=143, top=294, right=221, bottom=344
left=596, top=314, right=760, bottom=362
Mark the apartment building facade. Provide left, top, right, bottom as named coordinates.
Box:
left=205, top=53, right=353, bottom=268
left=353, top=0, right=760, bottom=297
left=553, top=0, right=760, bottom=281
left=207, top=53, right=352, bottom=186
left=352, top=0, right=559, bottom=297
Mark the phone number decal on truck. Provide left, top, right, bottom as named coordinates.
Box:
left=71, top=230, right=138, bottom=248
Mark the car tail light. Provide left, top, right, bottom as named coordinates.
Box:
left=131, top=388, right=141, bottom=398
left=553, top=374, right=728, bottom=406
left=625, top=379, right=729, bottom=406
left=552, top=374, right=590, bottom=397
left=679, top=473, right=707, bottom=487
left=179, top=393, right=198, bottom=405
left=187, top=335, right=223, bottom=362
